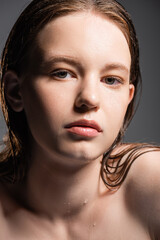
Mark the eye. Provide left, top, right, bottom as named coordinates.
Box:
left=102, top=76, right=122, bottom=85
left=50, top=69, right=74, bottom=79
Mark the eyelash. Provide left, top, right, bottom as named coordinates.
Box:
left=50, top=69, right=123, bottom=86
left=101, top=76, right=123, bottom=86
left=50, top=69, right=74, bottom=79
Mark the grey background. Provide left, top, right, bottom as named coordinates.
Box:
left=0, top=0, right=160, bottom=144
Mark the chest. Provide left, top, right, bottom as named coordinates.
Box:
left=3, top=200, right=151, bottom=240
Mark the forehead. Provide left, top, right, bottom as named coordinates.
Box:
left=35, top=12, right=131, bottom=69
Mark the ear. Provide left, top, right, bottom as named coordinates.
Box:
left=4, top=71, right=24, bottom=112
left=128, top=84, right=135, bottom=104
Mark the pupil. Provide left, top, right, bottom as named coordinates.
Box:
left=59, top=71, right=67, bottom=78
left=107, top=77, right=114, bottom=84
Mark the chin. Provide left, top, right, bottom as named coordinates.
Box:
left=56, top=145, right=104, bottom=164
left=46, top=138, right=111, bottom=165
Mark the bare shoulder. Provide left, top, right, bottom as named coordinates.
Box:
left=124, top=146, right=160, bottom=183
left=112, top=143, right=160, bottom=184
left=121, top=144, right=160, bottom=238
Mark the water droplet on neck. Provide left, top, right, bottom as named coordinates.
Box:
left=83, top=199, right=88, bottom=205
left=92, top=222, right=96, bottom=227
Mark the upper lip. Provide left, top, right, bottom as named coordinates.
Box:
left=65, top=119, right=102, bottom=132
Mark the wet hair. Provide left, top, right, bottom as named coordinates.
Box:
left=0, top=0, right=159, bottom=187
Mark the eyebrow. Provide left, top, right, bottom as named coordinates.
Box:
left=41, top=55, right=129, bottom=75
left=41, top=56, right=84, bottom=73
left=102, top=63, right=129, bottom=75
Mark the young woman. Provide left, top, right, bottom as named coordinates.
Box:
left=0, top=0, right=160, bottom=239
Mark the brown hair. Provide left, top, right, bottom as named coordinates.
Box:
left=0, top=0, right=159, bottom=186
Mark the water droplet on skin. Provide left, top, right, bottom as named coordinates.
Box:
left=92, top=222, right=96, bottom=227
left=83, top=199, right=88, bottom=205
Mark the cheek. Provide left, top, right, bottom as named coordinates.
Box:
left=22, top=82, right=74, bottom=134
left=21, top=87, right=65, bottom=149
left=103, top=91, right=130, bottom=129
left=39, top=86, right=74, bottom=124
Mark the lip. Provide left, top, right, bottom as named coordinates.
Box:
left=64, top=119, right=102, bottom=137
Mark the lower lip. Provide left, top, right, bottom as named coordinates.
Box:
left=66, top=126, right=100, bottom=137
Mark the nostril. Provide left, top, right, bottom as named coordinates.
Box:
left=74, top=103, right=91, bottom=113
left=74, top=98, right=100, bottom=113
left=74, top=85, right=100, bottom=112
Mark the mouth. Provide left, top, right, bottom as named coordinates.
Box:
left=64, top=119, right=102, bottom=137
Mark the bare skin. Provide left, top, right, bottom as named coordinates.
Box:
left=1, top=12, right=160, bottom=239
left=1, top=148, right=160, bottom=239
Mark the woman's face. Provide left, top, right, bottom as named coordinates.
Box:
left=20, top=12, right=134, bottom=164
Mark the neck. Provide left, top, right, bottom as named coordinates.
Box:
left=24, top=149, right=107, bottom=220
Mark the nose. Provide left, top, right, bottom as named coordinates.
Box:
left=74, top=78, right=100, bottom=112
